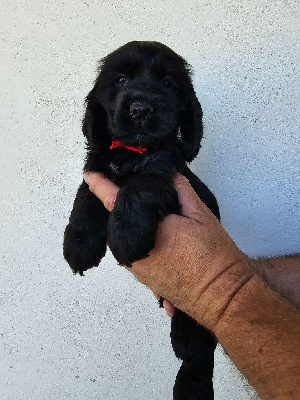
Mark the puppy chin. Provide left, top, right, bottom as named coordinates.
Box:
left=116, top=130, right=174, bottom=150
left=112, top=120, right=176, bottom=147
left=114, top=132, right=152, bottom=148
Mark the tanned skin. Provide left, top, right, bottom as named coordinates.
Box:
left=84, top=171, right=300, bottom=400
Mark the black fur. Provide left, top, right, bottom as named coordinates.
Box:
left=63, top=41, right=220, bottom=399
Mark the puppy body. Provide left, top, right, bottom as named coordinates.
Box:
left=64, top=41, right=219, bottom=399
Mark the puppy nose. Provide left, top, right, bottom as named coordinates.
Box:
left=130, top=102, right=153, bottom=121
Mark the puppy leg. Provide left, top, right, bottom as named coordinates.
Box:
left=171, top=310, right=217, bottom=400
left=107, top=174, right=180, bottom=266
left=63, top=181, right=109, bottom=275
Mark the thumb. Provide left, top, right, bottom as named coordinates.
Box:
left=83, top=171, right=119, bottom=212
left=173, top=174, right=214, bottom=222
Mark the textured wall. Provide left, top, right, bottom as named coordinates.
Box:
left=1, top=1, right=299, bottom=399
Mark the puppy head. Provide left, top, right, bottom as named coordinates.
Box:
left=83, top=41, right=203, bottom=162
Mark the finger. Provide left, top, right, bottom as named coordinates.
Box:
left=83, top=171, right=119, bottom=212
left=163, top=299, right=176, bottom=317
left=173, top=174, right=211, bottom=221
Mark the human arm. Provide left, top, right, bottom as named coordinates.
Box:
left=250, top=255, right=300, bottom=308
left=84, top=171, right=300, bottom=400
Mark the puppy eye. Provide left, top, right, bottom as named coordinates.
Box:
left=115, top=76, right=127, bottom=85
left=162, top=78, right=174, bottom=88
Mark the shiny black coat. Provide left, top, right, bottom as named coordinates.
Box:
left=64, top=41, right=219, bottom=399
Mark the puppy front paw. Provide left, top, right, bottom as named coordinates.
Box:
left=63, top=181, right=110, bottom=275
left=63, top=223, right=107, bottom=275
left=107, top=176, right=180, bottom=266
left=107, top=207, right=157, bottom=267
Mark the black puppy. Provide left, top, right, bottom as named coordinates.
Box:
left=64, top=41, right=220, bottom=399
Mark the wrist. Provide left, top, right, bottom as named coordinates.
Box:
left=153, top=215, right=254, bottom=331
left=185, top=258, right=254, bottom=332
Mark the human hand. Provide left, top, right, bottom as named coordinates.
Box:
left=84, top=172, right=251, bottom=330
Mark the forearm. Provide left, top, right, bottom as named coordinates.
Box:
left=196, top=260, right=300, bottom=400
left=250, top=255, right=300, bottom=307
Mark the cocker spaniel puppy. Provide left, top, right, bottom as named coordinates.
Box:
left=64, top=41, right=220, bottom=399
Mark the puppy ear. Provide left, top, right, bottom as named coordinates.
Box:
left=179, top=86, right=203, bottom=163
left=82, top=86, right=110, bottom=149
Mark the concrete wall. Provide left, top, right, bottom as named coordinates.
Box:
left=1, top=1, right=299, bottom=399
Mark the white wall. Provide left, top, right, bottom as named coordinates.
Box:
left=1, top=1, right=299, bottom=399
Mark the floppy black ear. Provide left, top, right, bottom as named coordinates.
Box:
left=82, top=86, right=110, bottom=150
left=179, top=85, right=203, bottom=163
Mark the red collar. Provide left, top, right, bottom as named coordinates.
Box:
left=110, top=140, right=147, bottom=154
